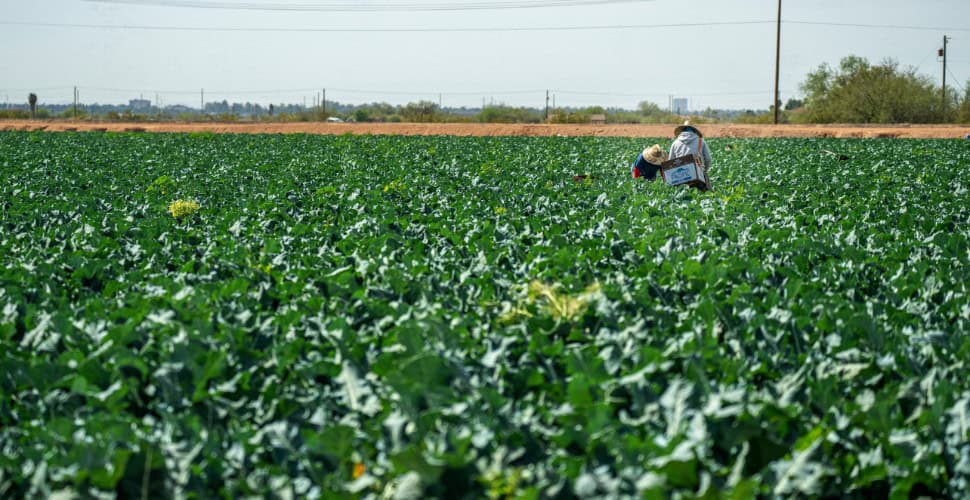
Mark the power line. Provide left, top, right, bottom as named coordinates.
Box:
left=85, top=0, right=652, bottom=11
left=949, top=68, right=966, bottom=87
left=4, top=19, right=969, bottom=34
left=62, top=85, right=792, bottom=99
left=3, top=85, right=796, bottom=106
left=0, top=86, right=75, bottom=92
left=553, top=89, right=789, bottom=97
left=77, top=85, right=547, bottom=96
left=0, top=20, right=774, bottom=33
left=84, top=86, right=203, bottom=95
left=912, top=43, right=944, bottom=73
left=332, top=88, right=546, bottom=96
left=553, top=89, right=661, bottom=97
left=785, top=20, right=970, bottom=33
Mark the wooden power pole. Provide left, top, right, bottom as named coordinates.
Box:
left=773, top=0, right=782, bottom=125
left=942, top=35, right=950, bottom=120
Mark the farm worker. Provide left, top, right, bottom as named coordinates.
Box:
left=668, top=121, right=712, bottom=171
left=631, top=144, right=668, bottom=180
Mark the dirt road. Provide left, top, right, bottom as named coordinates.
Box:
left=2, top=120, right=969, bottom=139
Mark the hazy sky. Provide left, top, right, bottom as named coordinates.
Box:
left=1, top=0, right=969, bottom=110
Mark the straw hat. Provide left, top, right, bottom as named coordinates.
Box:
left=642, top=144, right=668, bottom=165
left=674, top=120, right=703, bottom=138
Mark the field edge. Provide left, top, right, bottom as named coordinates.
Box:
left=2, top=120, right=970, bottom=138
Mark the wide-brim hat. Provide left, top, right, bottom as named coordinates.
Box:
left=674, top=120, right=703, bottom=138
left=642, top=144, right=668, bottom=165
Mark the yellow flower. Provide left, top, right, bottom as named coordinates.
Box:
left=352, top=462, right=366, bottom=479
left=168, top=199, right=200, bottom=218
left=494, top=207, right=507, bottom=215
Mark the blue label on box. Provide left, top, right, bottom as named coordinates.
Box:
left=666, top=165, right=696, bottom=185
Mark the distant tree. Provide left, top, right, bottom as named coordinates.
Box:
left=733, top=110, right=776, bottom=124
left=477, top=105, right=542, bottom=124
left=354, top=108, right=372, bottom=123
left=28, top=93, right=37, bottom=118
left=607, top=110, right=643, bottom=124
left=636, top=100, right=675, bottom=123
left=959, top=82, right=970, bottom=124
left=60, top=107, right=87, bottom=119
left=401, top=101, right=439, bottom=123
left=638, top=101, right=664, bottom=116
left=784, top=98, right=804, bottom=111
left=799, top=55, right=940, bottom=123
left=548, top=110, right=590, bottom=124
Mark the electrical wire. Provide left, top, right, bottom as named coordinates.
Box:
left=4, top=19, right=968, bottom=33
left=553, top=89, right=789, bottom=97
left=77, top=85, right=548, bottom=96
left=7, top=86, right=799, bottom=101
left=785, top=20, right=970, bottom=33
left=0, top=87, right=76, bottom=92
left=948, top=68, right=966, bottom=87
left=912, top=44, right=942, bottom=74
left=84, top=0, right=652, bottom=12
left=0, top=20, right=774, bottom=33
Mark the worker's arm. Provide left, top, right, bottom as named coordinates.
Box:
left=702, top=141, right=713, bottom=169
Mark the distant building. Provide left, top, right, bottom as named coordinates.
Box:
left=672, top=98, right=688, bottom=115
left=589, top=114, right=606, bottom=124
left=128, top=98, right=151, bottom=111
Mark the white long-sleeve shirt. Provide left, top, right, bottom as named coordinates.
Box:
left=669, top=131, right=712, bottom=170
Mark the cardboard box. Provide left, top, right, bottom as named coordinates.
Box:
left=661, top=155, right=710, bottom=190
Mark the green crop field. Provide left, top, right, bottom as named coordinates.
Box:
left=1, top=131, right=969, bottom=498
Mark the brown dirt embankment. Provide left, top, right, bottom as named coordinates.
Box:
left=2, top=120, right=969, bottom=139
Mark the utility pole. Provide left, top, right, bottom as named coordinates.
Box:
left=322, top=88, right=326, bottom=114
left=773, top=0, right=782, bottom=125
left=545, top=89, right=550, bottom=120
left=73, top=86, right=78, bottom=120
left=942, top=35, right=950, bottom=120
left=200, top=88, right=204, bottom=115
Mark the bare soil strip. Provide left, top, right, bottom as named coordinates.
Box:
left=2, top=120, right=969, bottom=138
